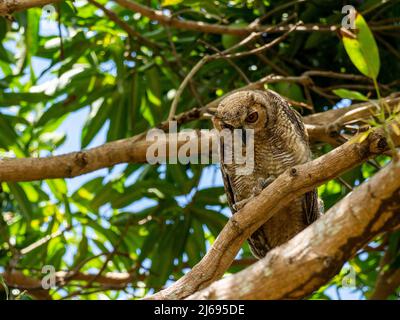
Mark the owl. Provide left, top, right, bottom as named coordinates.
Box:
left=212, top=89, right=322, bottom=259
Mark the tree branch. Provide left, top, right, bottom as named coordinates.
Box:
left=186, top=153, right=400, bottom=299
left=87, top=0, right=161, bottom=50
left=1, top=269, right=139, bottom=299
left=168, top=24, right=299, bottom=120
left=146, top=125, right=400, bottom=300
left=1, top=257, right=256, bottom=298
left=2, top=0, right=399, bottom=37
left=0, top=93, right=398, bottom=182
left=370, top=268, right=400, bottom=300
left=0, top=0, right=61, bottom=15
left=113, top=0, right=398, bottom=35
left=369, top=237, right=400, bottom=300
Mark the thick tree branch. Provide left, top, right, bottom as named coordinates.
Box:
left=186, top=154, right=400, bottom=299
left=305, top=94, right=400, bottom=126
left=146, top=125, right=400, bottom=300
left=0, top=0, right=61, bottom=15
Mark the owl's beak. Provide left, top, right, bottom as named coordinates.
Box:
left=205, top=108, right=217, bottom=117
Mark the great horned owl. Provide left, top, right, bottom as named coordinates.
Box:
left=212, top=89, right=321, bottom=259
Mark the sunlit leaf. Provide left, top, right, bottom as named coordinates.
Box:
left=162, top=0, right=184, bottom=6
left=341, top=12, right=380, bottom=79
left=333, top=88, right=369, bottom=101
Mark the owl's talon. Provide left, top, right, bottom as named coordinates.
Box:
left=252, top=176, right=276, bottom=195
left=233, top=198, right=252, bottom=211
left=260, top=175, right=276, bottom=189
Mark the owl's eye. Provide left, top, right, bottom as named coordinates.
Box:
left=246, top=112, right=259, bottom=123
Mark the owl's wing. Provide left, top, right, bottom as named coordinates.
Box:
left=284, top=99, right=318, bottom=223
left=219, top=138, right=237, bottom=214
left=302, top=188, right=320, bottom=225
left=286, top=106, right=309, bottom=143
left=269, top=89, right=309, bottom=142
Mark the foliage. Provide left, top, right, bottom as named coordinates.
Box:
left=0, top=0, right=400, bottom=300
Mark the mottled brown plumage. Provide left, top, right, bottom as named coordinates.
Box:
left=212, top=89, right=322, bottom=259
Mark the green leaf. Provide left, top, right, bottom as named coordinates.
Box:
left=0, top=18, right=7, bottom=41
left=162, top=0, right=184, bottom=6
left=73, top=230, right=89, bottom=267
left=26, top=9, right=41, bottom=58
left=342, top=12, right=380, bottom=79
left=0, top=113, right=18, bottom=147
left=110, top=207, right=157, bottom=225
left=186, top=219, right=206, bottom=265
left=195, top=187, right=225, bottom=206
left=37, top=85, right=112, bottom=127
left=192, top=207, right=228, bottom=238
left=333, top=88, right=369, bottom=101
left=221, top=21, right=247, bottom=50
left=0, top=275, right=9, bottom=300
left=0, top=44, right=13, bottom=64
left=271, top=82, right=305, bottom=102
left=107, top=93, right=127, bottom=141
left=81, top=98, right=111, bottom=148
left=48, top=245, right=66, bottom=270
left=63, top=194, right=73, bottom=227
left=137, top=223, right=159, bottom=264
left=148, top=223, right=177, bottom=287
left=7, top=183, right=32, bottom=222
left=46, top=179, right=68, bottom=201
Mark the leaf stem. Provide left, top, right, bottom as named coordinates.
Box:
left=373, top=77, right=381, bottom=100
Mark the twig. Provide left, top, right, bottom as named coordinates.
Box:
left=337, top=177, right=353, bottom=191
left=369, top=0, right=400, bottom=20
left=198, top=40, right=250, bottom=84
left=20, top=225, right=72, bottom=255
left=165, top=26, right=203, bottom=107
left=85, top=223, right=131, bottom=288
left=87, top=0, right=161, bottom=50
left=254, top=52, right=290, bottom=76
left=168, top=56, right=210, bottom=120
left=376, top=33, right=400, bottom=61
left=259, top=0, right=307, bottom=23
left=370, top=234, right=400, bottom=299
left=168, top=24, right=299, bottom=120
left=223, top=23, right=300, bottom=59
left=112, top=0, right=398, bottom=35
left=56, top=2, right=64, bottom=60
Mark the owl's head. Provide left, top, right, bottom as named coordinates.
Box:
left=212, top=90, right=279, bottom=133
